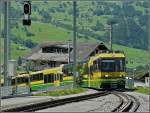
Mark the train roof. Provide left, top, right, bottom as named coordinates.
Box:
left=88, top=52, right=125, bottom=67
left=12, top=73, right=29, bottom=79
left=43, top=67, right=63, bottom=75
left=95, top=53, right=125, bottom=59
left=29, top=70, right=43, bottom=75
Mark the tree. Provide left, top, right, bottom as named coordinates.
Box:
left=25, top=39, right=37, bottom=48
left=107, top=18, right=117, bottom=26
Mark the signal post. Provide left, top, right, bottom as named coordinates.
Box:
left=23, top=1, right=31, bottom=26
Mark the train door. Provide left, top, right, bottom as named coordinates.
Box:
left=54, top=74, right=60, bottom=87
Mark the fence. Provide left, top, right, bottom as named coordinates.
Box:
left=1, top=86, right=30, bottom=97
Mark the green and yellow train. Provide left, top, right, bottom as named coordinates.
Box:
left=1, top=51, right=126, bottom=90
left=81, top=51, right=126, bottom=89
left=1, top=65, right=73, bottom=91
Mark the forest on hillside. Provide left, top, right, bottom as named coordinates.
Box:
left=0, top=0, right=149, bottom=50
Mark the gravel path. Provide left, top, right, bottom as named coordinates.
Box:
left=36, top=94, right=120, bottom=112
left=124, top=92, right=149, bottom=112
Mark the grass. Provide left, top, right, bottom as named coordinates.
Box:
left=134, top=86, right=149, bottom=95
left=11, top=22, right=73, bottom=43
left=33, top=88, right=87, bottom=96
left=112, top=44, right=149, bottom=68
left=1, top=20, right=149, bottom=69
left=0, top=38, right=31, bottom=63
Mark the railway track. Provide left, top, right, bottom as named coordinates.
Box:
left=2, top=91, right=109, bottom=112
left=111, top=91, right=140, bottom=112
left=2, top=89, right=141, bottom=112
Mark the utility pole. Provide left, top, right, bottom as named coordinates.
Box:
left=149, top=0, right=150, bottom=81
left=109, top=25, right=112, bottom=51
left=106, top=19, right=117, bottom=51
left=4, top=0, right=10, bottom=86
left=8, top=1, right=11, bottom=60
left=73, top=1, right=77, bottom=88
left=68, top=40, right=71, bottom=64
left=104, top=25, right=112, bottom=51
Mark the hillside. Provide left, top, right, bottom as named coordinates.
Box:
left=0, top=0, right=149, bottom=70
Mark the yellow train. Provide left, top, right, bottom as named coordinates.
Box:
left=81, top=51, right=126, bottom=89
left=1, top=51, right=126, bottom=90
left=1, top=64, right=73, bottom=91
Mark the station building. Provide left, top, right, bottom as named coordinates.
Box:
left=24, top=42, right=108, bottom=71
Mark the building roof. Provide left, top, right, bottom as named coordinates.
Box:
left=71, top=42, right=108, bottom=61
left=27, top=52, right=68, bottom=62
left=25, top=41, right=108, bottom=62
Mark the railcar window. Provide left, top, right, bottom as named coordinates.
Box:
left=31, top=73, right=43, bottom=81
left=50, top=74, right=54, bottom=82
left=17, top=78, right=21, bottom=84
left=98, top=59, right=101, bottom=70
left=60, top=74, right=63, bottom=82
left=24, top=78, right=29, bottom=83
left=44, top=74, right=55, bottom=83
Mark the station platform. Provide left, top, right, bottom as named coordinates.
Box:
left=1, top=89, right=99, bottom=111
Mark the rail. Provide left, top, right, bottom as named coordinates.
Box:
left=2, top=91, right=109, bottom=112
left=111, top=92, right=140, bottom=112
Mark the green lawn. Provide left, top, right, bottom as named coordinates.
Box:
left=33, top=88, right=87, bottom=96
left=134, top=86, right=149, bottom=95
left=112, top=44, right=149, bottom=68
left=0, top=38, right=31, bottom=63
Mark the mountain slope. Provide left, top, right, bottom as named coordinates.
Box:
left=0, top=0, right=149, bottom=69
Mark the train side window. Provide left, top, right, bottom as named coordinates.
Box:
left=60, top=74, right=63, bottom=82
left=17, top=78, right=23, bottom=84
left=55, top=74, right=57, bottom=81
left=31, top=73, right=43, bottom=81
left=98, top=59, right=101, bottom=71
left=39, top=73, right=43, bottom=80
left=44, top=75, right=48, bottom=83
left=17, top=78, right=20, bottom=84
left=25, top=78, right=29, bottom=83
left=52, top=74, right=55, bottom=83
left=48, top=74, right=53, bottom=83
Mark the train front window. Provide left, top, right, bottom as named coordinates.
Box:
left=101, top=60, right=116, bottom=72
left=101, top=59, right=125, bottom=72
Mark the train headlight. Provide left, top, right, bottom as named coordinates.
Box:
left=105, top=75, right=109, bottom=77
